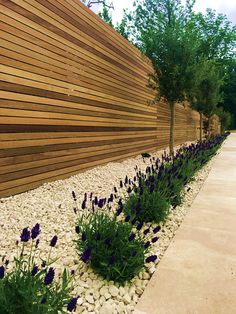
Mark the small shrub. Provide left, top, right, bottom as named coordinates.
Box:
left=124, top=188, right=170, bottom=223
left=75, top=211, right=153, bottom=284
left=0, top=224, right=77, bottom=314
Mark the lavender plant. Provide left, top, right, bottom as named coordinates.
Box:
left=0, top=224, right=77, bottom=314
left=123, top=134, right=228, bottom=221
left=74, top=209, right=158, bottom=284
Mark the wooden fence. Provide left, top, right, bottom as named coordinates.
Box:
left=0, top=0, right=213, bottom=198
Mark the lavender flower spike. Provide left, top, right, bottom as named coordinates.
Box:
left=44, top=267, right=55, bottom=285
left=0, top=266, right=5, bottom=279
left=31, top=265, right=38, bottom=276
left=153, top=226, right=161, bottom=233
left=20, top=227, right=31, bottom=242
left=50, top=235, right=58, bottom=247
left=31, top=223, right=41, bottom=240
left=67, top=297, right=79, bottom=312
left=146, top=255, right=157, bottom=263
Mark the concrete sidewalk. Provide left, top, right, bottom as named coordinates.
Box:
left=135, top=134, right=236, bottom=314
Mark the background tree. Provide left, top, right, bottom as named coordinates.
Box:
left=81, top=0, right=114, bottom=9
left=190, top=61, right=223, bottom=139
left=98, top=4, right=114, bottom=26
left=120, top=0, right=198, bottom=155
left=190, top=10, right=236, bottom=131
left=220, top=59, right=236, bottom=128
left=216, top=107, right=232, bottom=134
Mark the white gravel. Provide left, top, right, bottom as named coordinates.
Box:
left=0, top=144, right=218, bottom=314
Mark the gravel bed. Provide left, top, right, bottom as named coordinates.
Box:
left=0, top=144, right=218, bottom=314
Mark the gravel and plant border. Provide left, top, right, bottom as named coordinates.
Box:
left=0, top=138, right=226, bottom=314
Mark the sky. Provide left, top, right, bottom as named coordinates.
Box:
left=88, top=0, right=236, bottom=25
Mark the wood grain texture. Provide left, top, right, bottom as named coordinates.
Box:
left=0, top=0, right=219, bottom=198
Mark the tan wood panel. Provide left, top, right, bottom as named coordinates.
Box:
left=0, top=70, right=156, bottom=112
left=0, top=91, right=155, bottom=117
left=17, top=0, right=150, bottom=76
left=0, top=139, right=157, bottom=175
left=0, top=0, right=218, bottom=199
left=0, top=4, right=148, bottom=85
left=0, top=142, right=158, bottom=190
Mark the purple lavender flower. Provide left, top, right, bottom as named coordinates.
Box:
left=151, top=237, right=159, bottom=243
left=0, top=266, right=5, bottom=279
left=41, top=297, right=47, bottom=304
left=146, top=255, right=157, bottom=263
left=5, top=260, right=9, bottom=266
left=75, top=226, right=80, bottom=234
left=136, top=221, right=143, bottom=231
left=81, top=245, right=92, bottom=263
left=98, top=199, right=104, bottom=208
left=41, top=261, right=46, bottom=268
left=67, top=297, right=78, bottom=312
left=44, top=267, right=55, bottom=285
left=108, top=255, right=115, bottom=265
left=153, top=226, right=161, bottom=234
left=143, top=228, right=150, bottom=235
left=105, top=238, right=111, bottom=245
left=72, top=191, right=76, bottom=200
left=50, top=235, right=58, bottom=247
left=94, top=196, right=98, bottom=205
left=125, top=215, right=131, bottom=222
left=114, top=186, right=118, bottom=193
left=128, top=233, right=135, bottom=241
left=20, top=227, right=31, bottom=242
left=116, top=204, right=123, bottom=216
left=82, top=232, right=86, bottom=242
left=127, top=187, right=132, bottom=194
left=31, top=223, right=41, bottom=240
left=120, top=180, right=123, bottom=188
left=131, top=218, right=136, bottom=225
left=31, top=265, right=38, bottom=276
left=125, top=175, right=128, bottom=184
left=81, top=200, right=86, bottom=210
left=144, top=241, right=150, bottom=249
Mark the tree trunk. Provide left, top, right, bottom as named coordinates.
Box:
left=207, top=116, right=211, bottom=139
left=200, top=112, right=203, bottom=141
left=169, top=101, right=175, bottom=157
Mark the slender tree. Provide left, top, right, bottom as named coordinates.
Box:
left=216, top=107, right=232, bottom=134
left=190, top=61, right=223, bottom=139
left=188, top=9, right=235, bottom=137
left=123, top=0, right=198, bottom=155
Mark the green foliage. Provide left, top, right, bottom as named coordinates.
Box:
left=75, top=212, right=147, bottom=284
left=216, top=107, right=232, bottom=133
left=220, top=59, right=236, bottom=128
left=98, top=4, right=114, bottom=27
left=124, top=188, right=170, bottom=223
left=130, top=0, right=198, bottom=105
left=190, top=60, right=223, bottom=118
left=0, top=226, right=75, bottom=314
left=192, top=9, right=236, bottom=62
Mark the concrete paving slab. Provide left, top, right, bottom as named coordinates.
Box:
left=134, top=134, right=236, bottom=314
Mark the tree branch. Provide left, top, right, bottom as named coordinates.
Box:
left=87, top=0, right=114, bottom=9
